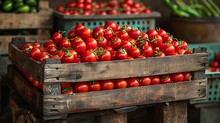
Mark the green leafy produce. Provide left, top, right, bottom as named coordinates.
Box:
left=163, top=0, right=220, bottom=17
left=25, top=0, right=37, bottom=6
left=17, top=4, right=30, bottom=13
left=2, top=0, right=13, bottom=12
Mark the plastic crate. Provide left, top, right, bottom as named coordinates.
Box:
left=53, top=11, right=161, bottom=35
left=189, top=43, right=220, bottom=103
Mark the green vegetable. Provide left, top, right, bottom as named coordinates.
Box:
left=202, top=0, right=219, bottom=17
left=163, top=0, right=190, bottom=17
left=30, top=6, right=37, bottom=13
left=176, top=0, right=202, bottom=17
left=14, top=1, right=24, bottom=9
left=2, top=0, right=13, bottom=12
left=25, top=0, right=37, bottom=6
left=17, top=4, right=30, bottom=13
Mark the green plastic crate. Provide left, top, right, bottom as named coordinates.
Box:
left=189, top=43, right=220, bottom=104
left=53, top=11, right=161, bottom=36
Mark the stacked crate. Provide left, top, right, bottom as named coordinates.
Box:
left=6, top=37, right=208, bottom=123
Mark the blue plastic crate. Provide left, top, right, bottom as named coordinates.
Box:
left=53, top=11, right=161, bottom=36
left=189, top=43, right=220, bottom=103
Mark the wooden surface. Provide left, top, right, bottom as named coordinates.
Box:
left=7, top=65, right=206, bottom=118
left=8, top=38, right=208, bottom=83
left=96, top=113, right=127, bottom=123
left=0, top=35, right=50, bottom=55
left=0, top=1, right=52, bottom=29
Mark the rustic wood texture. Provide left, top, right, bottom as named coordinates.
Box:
left=7, top=66, right=43, bottom=116
left=0, top=1, right=52, bottom=29
left=157, top=102, right=187, bottom=123
left=0, top=35, right=50, bottom=55
left=9, top=38, right=208, bottom=83
left=96, top=113, right=127, bottom=123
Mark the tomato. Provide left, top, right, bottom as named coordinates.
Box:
left=85, top=38, right=98, bottom=50
left=171, top=73, right=184, bottom=82
left=96, top=36, right=107, bottom=47
left=52, top=32, right=63, bottom=45
left=104, top=21, right=117, bottom=32
left=43, top=41, right=55, bottom=49
left=97, top=49, right=111, bottom=61
left=32, top=80, right=41, bottom=89
left=111, top=37, right=122, bottom=49
left=132, top=2, right=141, bottom=8
left=63, top=10, right=71, bottom=15
left=50, top=55, right=60, bottom=59
left=147, top=29, right=158, bottom=38
left=59, top=38, right=71, bottom=50
left=157, top=29, right=167, bottom=39
left=183, top=72, right=191, bottom=81
left=21, top=43, right=33, bottom=54
left=76, top=2, right=84, bottom=9
left=141, top=8, right=151, bottom=14
left=120, top=40, right=132, bottom=51
left=93, top=26, right=104, bottom=38
left=70, top=11, right=79, bottom=15
left=61, top=87, right=74, bottom=94
left=74, top=82, right=89, bottom=93
left=161, top=44, right=176, bottom=56
left=149, top=35, right=163, bottom=48
left=151, top=76, right=161, bottom=85
left=210, top=60, right=219, bottom=68
left=124, top=0, right=133, bottom=6
left=141, top=45, right=153, bottom=57
left=89, top=81, right=101, bottom=91
left=29, top=47, right=41, bottom=60
left=77, top=0, right=84, bottom=3
left=129, top=29, right=141, bottom=40
left=104, top=28, right=114, bottom=40
left=82, top=50, right=97, bottom=62
left=118, top=31, right=129, bottom=40
left=129, top=47, right=140, bottom=58
left=75, top=24, right=85, bottom=35
left=84, top=0, right=92, bottom=4
left=61, top=50, right=75, bottom=63
left=163, top=36, right=173, bottom=43
left=116, top=48, right=128, bottom=60
left=80, top=27, right=92, bottom=40
left=73, top=58, right=82, bottom=63
left=47, top=45, right=57, bottom=55
left=139, top=76, right=151, bottom=86
left=60, top=83, right=72, bottom=89
left=84, top=3, right=92, bottom=11
left=184, top=49, right=193, bottom=54
left=68, top=29, right=77, bottom=39
left=127, top=77, right=140, bottom=87
left=161, top=75, right=172, bottom=84
left=214, top=53, right=220, bottom=61
left=56, top=51, right=65, bottom=58
left=115, top=79, right=128, bottom=89
left=101, top=80, right=115, bottom=90
left=72, top=41, right=86, bottom=54
left=66, top=1, right=76, bottom=8
left=37, top=53, right=49, bottom=62
left=33, top=42, right=41, bottom=48
left=154, top=51, right=165, bottom=57
left=178, top=41, right=188, bottom=50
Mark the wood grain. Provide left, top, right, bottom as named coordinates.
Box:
left=96, top=113, right=127, bottom=123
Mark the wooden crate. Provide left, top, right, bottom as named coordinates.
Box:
left=6, top=37, right=208, bottom=122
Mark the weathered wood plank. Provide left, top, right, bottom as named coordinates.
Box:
left=44, top=53, right=208, bottom=83
left=156, top=102, right=187, bottom=123
left=0, top=35, right=50, bottom=55
left=0, top=1, right=52, bottom=29
left=7, top=65, right=43, bottom=116
left=96, top=113, right=127, bottom=123
left=43, top=79, right=206, bottom=115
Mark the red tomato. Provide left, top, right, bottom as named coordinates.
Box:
left=50, top=55, right=60, bottom=59
left=115, top=79, right=128, bottom=89
left=76, top=2, right=84, bottom=9
left=66, top=1, right=76, bottom=8
left=47, top=45, right=57, bottom=55
left=110, top=50, right=117, bottom=60
left=163, top=36, right=173, bottom=43
left=142, top=45, right=153, bottom=57
left=56, top=5, right=64, bottom=12
left=43, top=41, right=55, bottom=49
left=61, top=87, right=74, bottom=94
left=21, top=43, right=33, bottom=51
left=75, top=24, right=85, bottom=35
left=118, top=31, right=129, bottom=40
left=149, top=35, right=163, bottom=48
left=29, top=47, right=41, bottom=60
left=178, top=41, right=188, bottom=50
left=161, top=75, right=172, bottom=84
left=147, top=29, right=158, bottom=38
left=183, top=72, right=191, bottom=81
left=61, top=50, right=75, bottom=63
left=84, top=0, right=92, bottom=4
left=37, top=53, right=49, bottom=62
left=177, top=49, right=185, bottom=55
left=129, top=29, right=141, bottom=40
left=171, top=73, right=184, bottom=82
left=104, top=21, right=117, bottom=32
left=85, top=38, right=98, bottom=50
left=56, top=51, right=65, bottom=58
left=140, top=76, right=151, bottom=86
left=70, top=50, right=78, bottom=59
left=52, top=32, right=63, bottom=45
left=33, top=42, right=40, bottom=48
left=214, top=53, right=220, bottom=61
left=68, top=29, right=77, bottom=39
left=101, top=80, right=115, bottom=90
left=157, top=29, right=167, bottom=39
left=84, top=3, right=92, bottom=11
left=184, top=49, right=193, bottom=54
left=93, top=26, right=104, bottom=38
left=104, top=28, right=114, bottom=40
left=59, top=38, right=71, bottom=50
left=154, top=51, right=165, bottom=57
left=161, top=44, right=176, bottom=56
left=96, top=36, right=107, bottom=47
left=210, top=60, right=219, bottom=68
left=60, top=83, right=72, bottom=89
left=116, top=48, right=128, bottom=60
left=111, top=37, right=122, bottom=49
left=151, top=76, right=161, bottom=85
left=120, top=40, right=132, bottom=51
left=129, top=47, right=140, bottom=58
left=98, top=49, right=111, bottom=61
left=103, top=45, right=114, bottom=53
left=89, top=81, right=101, bottom=91
left=127, top=78, right=140, bottom=87
left=80, top=28, right=92, bottom=40
left=74, top=82, right=89, bottom=93
left=72, top=41, right=87, bottom=54
left=82, top=50, right=97, bottom=62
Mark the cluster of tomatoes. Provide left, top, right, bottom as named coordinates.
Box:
left=56, top=0, right=151, bottom=15
left=61, top=72, right=191, bottom=94
left=20, top=21, right=192, bottom=63
left=207, top=53, right=220, bottom=72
